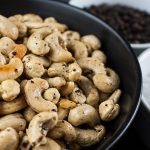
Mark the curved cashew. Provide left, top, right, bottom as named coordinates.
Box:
left=27, top=27, right=53, bottom=56
left=48, top=120, right=76, bottom=142
left=0, top=113, right=26, bottom=132
left=69, top=84, right=86, bottom=104
left=24, top=78, right=57, bottom=112
left=43, top=88, right=60, bottom=104
left=60, top=81, right=75, bottom=96
left=67, top=40, right=88, bottom=59
left=27, top=112, right=58, bottom=146
left=0, top=95, right=27, bottom=115
left=81, top=35, right=101, bottom=53
left=68, top=104, right=100, bottom=127
left=0, top=58, right=23, bottom=83
left=99, top=89, right=121, bottom=121
left=59, top=99, right=77, bottom=109
left=23, top=54, right=50, bottom=78
left=48, top=62, right=82, bottom=81
left=23, top=14, right=43, bottom=23
left=76, top=76, right=99, bottom=106
left=47, top=77, right=66, bottom=89
left=0, top=127, right=19, bottom=150
left=75, top=125, right=105, bottom=147
left=0, top=15, right=18, bottom=40
left=23, top=107, right=37, bottom=122
left=93, top=68, right=120, bottom=93
left=57, top=106, right=69, bottom=120
left=0, top=79, right=20, bottom=101
left=45, top=32, right=74, bottom=62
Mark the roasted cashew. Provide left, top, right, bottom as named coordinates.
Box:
left=0, top=113, right=26, bottom=132
left=99, top=89, right=121, bottom=121
left=27, top=27, right=53, bottom=56
left=0, top=15, right=18, bottom=40
left=24, top=78, right=57, bottom=113
left=0, top=127, right=19, bottom=150
left=48, top=62, right=82, bottom=81
left=0, top=58, right=23, bottom=83
left=59, top=99, right=77, bottom=109
left=27, top=112, right=58, bottom=146
left=81, top=35, right=101, bottom=53
left=43, top=88, right=60, bottom=104
left=75, top=125, right=105, bottom=147
left=0, top=79, right=20, bottom=101
left=67, top=40, right=88, bottom=59
left=23, top=107, right=37, bottom=122
left=0, top=95, right=27, bottom=115
left=48, top=120, right=76, bottom=142
left=69, top=84, right=86, bottom=104
left=23, top=14, right=43, bottom=23
left=45, top=32, right=74, bottom=62
left=57, top=106, right=69, bottom=120
left=23, top=54, right=50, bottom=78
left=68, top=104, right=100, bottom=127
left=93, top=68, right=120, bottom=93
left=76, top=76, right=99, bottom=106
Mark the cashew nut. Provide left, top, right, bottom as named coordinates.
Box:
left=24, top=78, right=57, bottom=113
left=59, top=99, right=77, bottom=109
left=0, top=127, right=19, bottom=150
left=23, top=14, right=43, bottom=23
left=99, top=89, right=121, bottom=121
left=0, top=79, right=20, bottom=101
left=75, top=125, right=105, bottom=147
left=57, top=106, right=69, bottom=120
left=27, top=111, right=58, bottom=146
left=93, top=68, right=120, bottom=93
left=0, top=113, right=26, bottom=132
left=68, top=104, right=100, bottom=127
left=0, top=58, right=23, bottom=83
left=23, top=54, right=50, bottom=78
left=19, top=135, right=31, bottom=150
left=48, top=120, right=76, bottom=142
left=0, top=15, right=18, bottom=40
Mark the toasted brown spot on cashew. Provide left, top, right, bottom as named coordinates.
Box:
left=27, top=112, right=58, bottom=147
left=76, top=76, right=99, bottom=106
left=0, top=15, right=18, bottom=40
left=0, top=95, right=27, bottom=115
left=48, top=120, right=76, bottom=142
left=57, top=106, right=69, bottom=120
left=68, top=104, right=100, bottom=127
left=0, top=113, right=26, bottom=132
left=59, top=99, right=77, bottom=109
left=93, top=68, right=120, bottom=93
left=24, top=78, right=57, bottom=113
left=75, top=125, right=105, bottom=147
left=99, top=89, right=121, bottom=121
left=0, top=58, right=23, bottom=83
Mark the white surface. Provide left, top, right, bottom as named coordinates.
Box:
left=138, top=48, right=150, bottom=110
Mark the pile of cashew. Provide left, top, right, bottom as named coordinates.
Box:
left=0, top=14, right=122, bottom=150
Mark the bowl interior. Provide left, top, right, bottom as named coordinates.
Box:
left=0, top=0, right=142, bottom=149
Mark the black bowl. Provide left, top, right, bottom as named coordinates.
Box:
left=0, top=0, right=142, bottom=149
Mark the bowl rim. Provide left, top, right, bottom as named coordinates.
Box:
left=131, top=43, right=150, bottom=49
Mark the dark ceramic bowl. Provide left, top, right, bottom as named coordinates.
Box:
left=0, top=0, right=142, bottom=149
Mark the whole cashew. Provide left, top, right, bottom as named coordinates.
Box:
left=68, top=104, right=100, bottom=127
left=0, top=15, right=19, bottom=40
left=81, top=35, right=101, bottom=53
left=23, top=54, right=50, bottom=78
left=0, top=58, right=23, bottom=83
left=48, top=62, right=82, bottom=81
left=76, top=76, right=99, bottom=107
left=0, top=113, right=26, bottom=132
left=69, top=84, right=86, bottom=104
left=57, top=106, right=69, bottom=120
left=45, top=32, right=74, bottom=62
left=99, top=89, right=121, bottom=121
left=67, top=40, right=88, bottom=59
left=0, top=79, right=20, bottom=101
left=93, top=68, right=120, bottom=93
left=75, top=125, right=105, bottom=147
left=27, top=112, right=58, bottom=147
left=23, top=107, right=37, bottom=122
left=59, top=99, right=77, bottom=109
left=48, top=120, right=76, bottom=142
left=0, top=95, right=27, bottom=115
left=24, top=78, right=57, bottom=113
left=23, top=14, right=43, bottom=23
left=0, top=127, right=19, bottom=150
